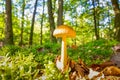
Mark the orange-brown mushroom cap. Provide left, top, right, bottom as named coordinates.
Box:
left=53, top=25, right=76, bottom=38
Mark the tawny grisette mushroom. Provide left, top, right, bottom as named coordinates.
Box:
left=53, top=25, right=76, bottom=71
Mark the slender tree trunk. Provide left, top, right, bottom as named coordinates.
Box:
left=92, top=0, right=99, bottom=40
left=57, top=0, right=63, bottom=26
left=29, top=0, right=38, bottom=45
left=47, top=0, right=56, bottom=42
left=111, top=0, right=120, bottom=42
left=40, top=0, right=45, bottom=45
left=96, top=0, right=100, bottom=38
left=20, top=0, right=25, bottom=46
left=5, top=0, right=14, bottom=45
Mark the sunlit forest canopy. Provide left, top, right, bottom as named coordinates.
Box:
left=0, top=0, right=120, bottom=45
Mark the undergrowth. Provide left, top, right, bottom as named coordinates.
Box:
left=0, top=39, right=118, bottom=79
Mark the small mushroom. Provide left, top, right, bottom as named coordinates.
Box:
left=53, top=25, right=76, bottom=71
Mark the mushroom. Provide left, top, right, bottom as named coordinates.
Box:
left=53, top=25, right=76, bottom=71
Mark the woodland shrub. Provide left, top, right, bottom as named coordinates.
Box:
left=0, top=49, right=67, bottom=80
left=0, top=45, right=21, bottom=56
left=0, top=53, right=39, bottom=80
left=68, top=39, right=118, bottom=65
left=41, top=61, right=69, bottom=80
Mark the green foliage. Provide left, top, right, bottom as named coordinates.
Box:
left=28, top=42, right=60, bottom=65
left=34, top=52, right=56, bottom=66
left=0, top=39, right=118, bottom=79
left=0, top=0, right=120, bottom=79
left=42, top=61, right=69, bottom=80
left=0, top=53, right=39, bottom=80
left=0, top=43, right=60, bottom=66
left=43, top=42, right=61, bottom=54
left=0, top=45, right=21, bottom=56
left=0, top=0, right=116, bottom=45
left=0, top=45, right=68, bottom=80
left=0, top=13, right=5, bottom=40
left=68, top=39, right=118, bottom=65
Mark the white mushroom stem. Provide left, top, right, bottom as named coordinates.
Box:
left=61, top=36, right=68, bottom=71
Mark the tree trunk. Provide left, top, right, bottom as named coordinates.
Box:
left=5, top=0, right=14, bottom=45
left=92, top=0, right=99, bottom=40
left=47, top=0, right=56, bottom=42
left=19, top=0, right=25, bottom=46
left=40, top=0, right=45, bottom=45
left=57, top=0, right=63, bottom=26
left=29, top=0, right=38, bottom=45
left=111, top=0, right=120, bottom=42
left=96, top=0, right=100, bottom=39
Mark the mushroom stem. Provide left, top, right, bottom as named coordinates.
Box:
left=61, top=36, right=68, bottom=71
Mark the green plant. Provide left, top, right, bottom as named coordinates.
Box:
left=41, top=61, right=69, bottom=80
left=44, top=42, right=61, bottom=54
left=0, top=53, right=40, bottom=80
left=0, top=39, right=118, bottom=79
left=68, top=39, right=118, bottom=65
left=0, top=45, right=21, bottom=56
